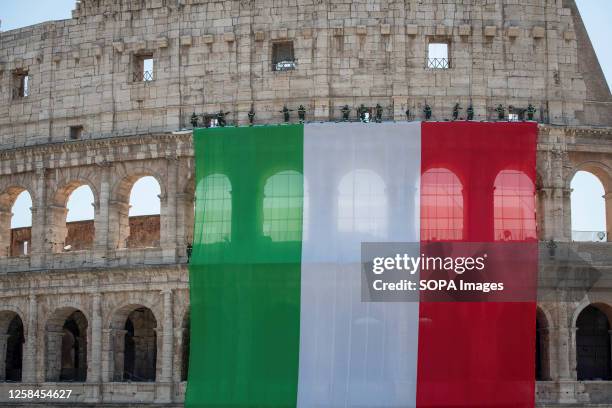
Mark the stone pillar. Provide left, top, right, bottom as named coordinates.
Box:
left=88, top=293, right=102, bottom=383
left=108, top=200, right=130, bottom=249
left=0, top=209, right=12, bottom=257
left=0, top=334, right=9, bottom=381
left=161, top=289, right=174, bottom=382
left=94, top=164, right=112, bottom=263
left=555, top=326, right=579, bottom=404
left=157, top=289, right=174, bottom=403
left=604, top=192, right=612, bottom=242
left=30, top=167, right=46, bottom=268
left=161, top=157, right=178, bottom=262
left=45, top=330, right=64, bottom=382
left=111, top=329, right=127, bottom=381
left=46, top=204, right=68, bottom=253
left=101, top=328, right=113, bottom=382
left=22, top=294, right=37, bottom=382
left=175, top=192, right=193, bottom=261
left=173, top=327, right=184, bottom=383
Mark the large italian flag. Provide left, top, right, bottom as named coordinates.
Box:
left=187, top=122, right=538, bottom=408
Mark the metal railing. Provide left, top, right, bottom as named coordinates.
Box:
left=133, top=70, right=154, bottom=82
left=572, top=230, right=608, bottom=242
left=272, top=60, right=296, bottom=71
left=426, top=57, right=450, bottom=69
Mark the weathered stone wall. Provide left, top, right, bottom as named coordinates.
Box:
left=0, top=124, right=608, bottom=406
left=0, top=0, right=610, bottom=150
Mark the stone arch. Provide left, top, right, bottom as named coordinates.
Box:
left=109, top=304, right=158, bottom=382
left=0, top=310, right=24, bottom=382
left=110, top=169, right=166, bottom=250
left=567, top=161, right=611, bottom=192
left=575, top=303, right=612, bottom=381
left=49, top=180, right=97, bottom=252
left=536, top=306, right=551, bottom=381
left=45, top=307, right=88, bottom=382
left=568, top=162, right=610, bottom=242
left=0, top=186, right=34, bottom=257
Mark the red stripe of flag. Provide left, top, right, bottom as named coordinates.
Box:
left=417, top=122, right=538, bottom=407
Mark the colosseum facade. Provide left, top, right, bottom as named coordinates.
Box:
left=0, top=0, right=611, bottom=406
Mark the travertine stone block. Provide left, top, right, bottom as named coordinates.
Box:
left=533, top=26, right=546, bottom=38
left=459, top=24, right=471, bottom=36
left=508, top=26, right=520, bottom=38
left=180, top=36, right=192, bottom=46
left=484, top=26, right=497, bottom=37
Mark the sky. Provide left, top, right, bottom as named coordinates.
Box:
left=3, top=1, right=610, bottom=236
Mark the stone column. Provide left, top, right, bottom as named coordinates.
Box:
left=161, top=289, right=174, bottom=382
left=0, top=209, right=12, bottom=257
left=111, top=329, right=127, bottom=381
left=604, top=192, right=612, bottom=242
left=156, top=289, right=174, bottom=403
left=45, top=330, right=64, bottom=382
left=30, top=167, right=46, bottom=268
left=175, top=192, right=193, bottom=261
left=88, top=293, right=102, bottom=383
left=94, top=164, right=112, bottom=264
left=22, top=294, right=37, bottom=383
left=108, top=200, right=130, bottom=249
left=161, top=157, right=178, bottom=262
left=173, top=327, right=184, bottom=383
left=46, top=204, right=68, bottom=253
left=0, top=334, right=9, bottom=381
left=101, top=328, right=113, bottom=382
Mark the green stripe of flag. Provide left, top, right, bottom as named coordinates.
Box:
left=187, top=125, right=304, bottom=408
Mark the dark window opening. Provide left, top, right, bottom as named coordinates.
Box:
left=577, top=305, right=612, bottom=381
left=59, top=316, right=86, bottom=382
left=122, top=307, right=157, bottom=382
left=272, top=41, right=296, bottom=71
left=69, top=126, right=83, bottom=140
left=12, top=70, right=30, bottom=99
left=133, top=54, right=154, bottom=82
left=5, top=315, right=24, bottom=382
left=426, top=42, right=450, bottom=69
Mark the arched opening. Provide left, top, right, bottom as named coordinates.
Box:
left=0, top=187, right=32, bottom=257
left=263, top=170, right=303, bottom=242
left=494, top=170, right=536, bottom=241
left=64, top=185, right=95, bottom=251
left=127, top=176, right=161, bottom=248
left=536, top=308, right=550, bottom=381
left=421, top=168, right=463, bottom=241
left=337, top=169, right=387, bottom=239
left=0, top=311, right=24, bottom=382
left=571, top=171, right=607, bottom=242
left=576, top=305, right=611, bottom=380
left=181, top=310, right=190, bottom=382
left=196, top=174, right=232, bottom=244
left=10, top=190, right=32, bottom=256
left=45, top=308, right=88, bottom=382
left=113, top=306, right=157, bottom=382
